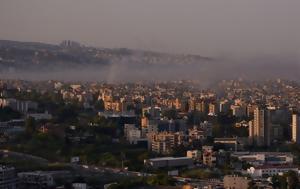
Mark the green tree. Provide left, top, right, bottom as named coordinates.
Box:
left=147, top=173, right=175, bottom=186
left=25, top=116, right=36, bottom=135
left=162, top=109, right=177, bottom=119
left=271, top=171, right=300, bottom=189
left=0, top=107, right=21, bottom=121
left=285, top=171, right=299, bottom=189
left=248, top=180, right=256, bottom=189
left=56, top=105, right=79, bottom=123
left=94, top=99, right=105, bottom=111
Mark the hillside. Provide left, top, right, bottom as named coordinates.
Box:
left=0, top=40, right=212, bottom=72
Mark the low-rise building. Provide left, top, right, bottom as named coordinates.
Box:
left=72, top=183, right=87, bottom=189
left=147, top=132, right=186, bottom=154
left=214, top=137, right=248, bottom=151
left=145, top=157, right=193, bottom=168
left=232, top=152, right=294, bottom=166
left=0, top=165, right=17, bottom=189
left=124, top=124, right=142, bottom=143
left=202, top=146, right=216, bottom=167
left=0, top=98, right=38, bottom=113
left=186, top=150, right=201, bottom=161
left=18, top=171, right=55, bottom=188
left=70, top=156, right=80, bottom=164
left=214, top=137, right=239, bottom=151
left=127, top=129, right=141, bottom=144
left=0, top=119, right=25, bottom=134
left=223, top=175, right=251, bottom=189
left=247, top=164, right=299, bottom=177
left=26, top=112, right=52, bottom=120
left=188, top=121, right=212, bottom=142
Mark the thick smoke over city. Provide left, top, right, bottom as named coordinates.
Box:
left=0, top=53, right=299, bottom=85
left=1, top=0, right=300, bottom=83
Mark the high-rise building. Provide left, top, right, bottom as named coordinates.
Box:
left=249, top=107, right=272, bottom=146
left=195, top=100, right=208, bottom=114
left=292, top=113, right=300, bottom=144
left=231, top=105, right=246, bottom=118
left=219, top=100, right=230, bottom=114
left=247, top=104, right=257, bottom=117
left=141, top=117, right=149, bottom=128
left=142, top=106, right=161, bottom=119
left=208, top=103, right=218, bottom=116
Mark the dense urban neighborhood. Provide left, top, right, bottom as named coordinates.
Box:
left=1, top=78, right=300, bottom=188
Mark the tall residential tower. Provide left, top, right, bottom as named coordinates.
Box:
left=249, top=107, right=272, bottom=146
left=292, top=113, right=300, bottom=144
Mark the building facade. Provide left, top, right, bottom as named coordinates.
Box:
left=292, top=113, right=300, bottom=144
left=249, top=107, right=272, bottom=146
left=0, top=165, right=17, bottom=189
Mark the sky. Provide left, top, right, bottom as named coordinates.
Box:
left=1, top=0, right=300, bottom=57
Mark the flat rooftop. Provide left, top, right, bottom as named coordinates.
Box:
left=149, top=157, right=192, bottom=161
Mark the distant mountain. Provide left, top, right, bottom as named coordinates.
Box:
left=0, top=40, right=212, bottom=72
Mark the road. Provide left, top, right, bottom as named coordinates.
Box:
left=0, top=149, right=223, bottom=187
left=0, top=149, right=49, bottom=164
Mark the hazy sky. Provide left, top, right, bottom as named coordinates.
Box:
left=1, top=0, right=300, bottom=56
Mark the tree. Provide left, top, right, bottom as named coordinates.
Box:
left=187, top=111, right=207, bottom=125
left=64, top=183, right=73, bottom=189
left=94, top=99, right=105, bottom=111
left=284, top=171, right=299, bottom=189
left=56, top=105, right=79, bottom=123
left=248, top=180, right=256, bottom=189
left=171, top=144, right=186, bottom=156
left=0, top=107, right=21, bottom=121
left=25, top=116, right=36, bottom=135
left=147, top=173, right=175, bottom=186
left=162, top=109, right=177, bottom=119
left=271, top=171, right=299, bottom=189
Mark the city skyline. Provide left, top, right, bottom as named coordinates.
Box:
left=1, top=1, right=300, bottom=188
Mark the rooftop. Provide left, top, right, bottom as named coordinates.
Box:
left=149, top=157, right=192, bottom=161
left=0, top=165, right=15, bottom=171
left=254, top=164, right=298, bottom=169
